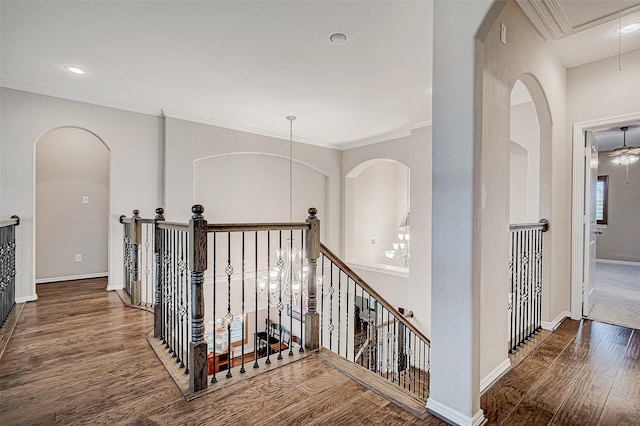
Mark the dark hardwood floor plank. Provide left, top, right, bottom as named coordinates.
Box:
left=549, top=369, right=614, bottom=426
left=0, top=279, right=438, bottom=425
left=597, top=395, right=640, bottom=426
left=521, top=355, right=584, bottom=414
left=502, top=399, right=555, bottom=426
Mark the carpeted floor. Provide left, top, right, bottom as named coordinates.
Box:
left=587, top=261, right=640, bottom=330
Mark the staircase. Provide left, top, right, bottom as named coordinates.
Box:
left=120, top=205, right=430, bottom=415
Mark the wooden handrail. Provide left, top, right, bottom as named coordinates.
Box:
left=510, top=218, right=549, bottom=232
left=0, top=215, right=20, bottom=228
left=207, top=222, right=310, bottom=232
left=157, top=221, right=189, bottom=231
left=354, top=337, right=370, bottom=363
left=319, top=243, right=430, bottom=346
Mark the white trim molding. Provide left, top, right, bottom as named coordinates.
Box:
left=596, top=259, right=640, bottom=267
left=480, top=358, right=511, bottom=394
left=571, top=113, right=640, bottom=321
left=542, top=310, right=570, bottom=331
left=426, top=398, right=487, bottom=426
left=16, top=294, right=38, bottom=303
left=36, top=272, right=108, bottom=284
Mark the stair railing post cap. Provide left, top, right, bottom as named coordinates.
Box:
left=155, top=207, right=164, bottom=215
left=132, top=209, right=140, bottom=216
left=308, top=207, right=317, bottom=218
left=192, top=204, right=205, bottom=216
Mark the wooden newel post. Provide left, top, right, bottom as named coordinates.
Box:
left=131, top=209, right=142, bottom=305
left=305, top=207, right=320, bottom=351
left=188, top=204, right=208, bottom=392
left=153, top=207, right=165, bottom=338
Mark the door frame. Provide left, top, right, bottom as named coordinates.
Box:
left=571, top=112, right=640, bottom=320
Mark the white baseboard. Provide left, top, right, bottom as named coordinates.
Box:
left=36, top=272, right=108, bottom=284
left=426, top=398, right=487, bottom=426
left=596, top=259, right=640, bottom=266
left=16, top=294, right=38, bottom=303
left=480, top=358, right=511, bottom=394
left=106, top=284, right=123, bottom=291
left=542, top=310, right=570, bottom=331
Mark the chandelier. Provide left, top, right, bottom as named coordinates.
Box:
left=384, top=215, right=410, bottom=268
left=609, top=126, right=639, bottom=184
left=257, top=116, right=311, bottom=304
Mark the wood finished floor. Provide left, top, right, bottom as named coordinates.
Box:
left=482, top=318, right=640, bottom=425
left=2, top=279, right=639, bottom=425
left=0, top=279, right=446, bottom=425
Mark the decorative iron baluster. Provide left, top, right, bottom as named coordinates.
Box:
left=253, top=231, right=259, bottom=369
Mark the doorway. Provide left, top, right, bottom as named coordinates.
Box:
left=571, top=114, right=640, bottom=322
left=35, top=127, right=110, bottom=284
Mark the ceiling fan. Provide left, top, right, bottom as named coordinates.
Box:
left=609, top=126, right=640, bottom=166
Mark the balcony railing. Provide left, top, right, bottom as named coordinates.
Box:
left=120, top=205, right=429, bottom=402
left=0, top=216, right=19, bottom=329
left=508, top=219, right=549, bottom=353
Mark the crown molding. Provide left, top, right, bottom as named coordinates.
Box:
left=339, top=120, right=432, bottom=151
left=1, top=78, right=432, bottom=152
left=0, top=78, right=162, bottom=116
left=161, top=109, right=339, bottom=150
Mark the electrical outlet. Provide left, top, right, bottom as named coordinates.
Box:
left=500, top=22, right=507, bottom=44
left=371, top=237, right=379, bottom=246
left=82, top=195, right=89, bottom=205
left=75, top=253, right=82, bottom=263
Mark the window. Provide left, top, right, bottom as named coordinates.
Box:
left=596, top=175, right=608, bottom=225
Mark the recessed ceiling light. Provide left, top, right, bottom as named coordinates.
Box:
left=329, top=32, right=347, bottom=45
left=64, top=65, right=86, bottom=75
left=615, top=21, right=640, bottom=34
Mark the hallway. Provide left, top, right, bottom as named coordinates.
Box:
left=588, top=261, right=640, bottom=330
left=1, top=279, right=639, bottom=425
left=0, top=279, right=444, bottom=425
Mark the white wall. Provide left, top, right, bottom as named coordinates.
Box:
left=568, top=49, right=640, bottom=126
left=164, top=117, right=341, bottom=249
left=342, top=127, right=431, bottom=338
left=478, top=1, right=569, bottom=386
left=596, top=152, right=640, bottom=262
left=36, top=127, right=109, bottom=280
left=0, top=88, right=163, bottom=300
left=510, top=100, right=540, bottom=222
left=347, top=159, right=408, bottom=266
left=509, top=141, right=528, bottom=223
left=194, top=153, right=327, bottom=235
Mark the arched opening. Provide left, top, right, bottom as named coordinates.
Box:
left=36, top=127, right=110, bottom=284
left=344, top=159, right=410, bottom=270
left=509, top=79, right=540, bottom=223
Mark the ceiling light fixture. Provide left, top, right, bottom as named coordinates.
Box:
left=64, top=65, right=86, bottom=75
left=615, top=21, right=640, bottom=34
left=329, top=32, right=347, bottom=44
left=609, top=126, right=640, bottom=184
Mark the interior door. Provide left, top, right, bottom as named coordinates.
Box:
left=583, top=131, right=598, bottom=316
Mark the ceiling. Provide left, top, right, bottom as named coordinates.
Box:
left=592, top=123, right=640, bottom=152
left=1, top=1, right=639, bottom=149
left=518, top=0, right=640, bottom=68
left=0, top=1, right=432, bottom=149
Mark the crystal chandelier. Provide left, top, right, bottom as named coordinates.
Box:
left=257, top=116, right=310, bottom=304
left=385, top=218, right=410, bottom=268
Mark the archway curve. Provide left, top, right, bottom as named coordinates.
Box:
left=33, top=125, right=111, bottom=151
left=344, top=158, right=410, bottom=268
left=34, top=127, right=111, bottom=286
left=346, top=158, right=409, bottom=179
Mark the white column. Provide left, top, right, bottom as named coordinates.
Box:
left=427, top=1, right=495, bottom=425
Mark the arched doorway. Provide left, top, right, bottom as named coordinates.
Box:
left=35, top=127, right=110, bottom=285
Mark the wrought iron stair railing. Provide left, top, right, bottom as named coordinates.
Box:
left=119, top=205, right=430, bottom=402
left=319, top=243, right=431, bottom=401
left=508, top=219, right=549, bottom=353
left=0, top=216, right=20, bottom=329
